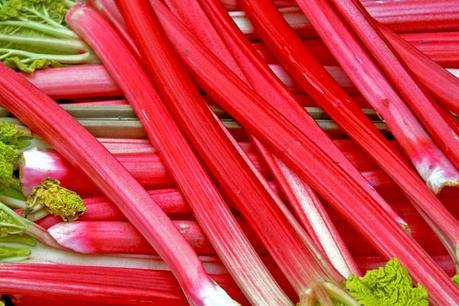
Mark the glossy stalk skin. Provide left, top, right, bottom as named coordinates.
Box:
left=379, top=26, right=459, bottom=115
left=323, top=0, right=459, bottom=174
left=252, top=33, right=459, bottom=68
left=20, top=63, right=356, bottom=98
left=229, top=1, right=459, bottom=37
left=20, top=145, right=405, bottom=200
left=21, top=36, right=459, bottom=100
left=119, top=1, right=342, bottom=303
left=3, top=256, right=458, bottom=306
left=192, top=0, right=360, bottom=276
left=294, top=0, right=459, bottom=264
left=0, top=264, right=248, bottom=306
left=48, top=221, right=216, bottom=255
left=149, top=1, right=459, bottom=303
left=90, top=0, right=137, bottom=52
left=0, top=64, right=230, bottom=306
left=44, top=209, right=457, bottom=258
left=68, top=4, right=288, bottom=305
left=24, top=65, right=122, bottom=99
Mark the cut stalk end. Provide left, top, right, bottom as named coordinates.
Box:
left=417, top=162, right=459, bottom=194
left=194, top=281, right=241, bottom=306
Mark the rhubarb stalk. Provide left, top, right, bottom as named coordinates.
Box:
left=18, top=146, right=401, bottom=199
left=147, top=1, right=459, bottom=303
left=169, top=0, right=360, bottom=277
left=291, top=0, right=459, bottom=262
left=378, top=26, right=459, bottom=115
left=48, top=221, right=216, bottom=256
left=230, top=1, right=459, bottom=38
left=117, top=1, right=351, bottom=303
left=0, top=59, right=239, bottom=306
left=320, top=0, right=459, bottom=173
left=0, top=263, right=245, bottom=306
left=67, top=4, right=290, bottom=305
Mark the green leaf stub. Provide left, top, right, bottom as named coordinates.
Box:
left=26, top=178, right=86, bottom=221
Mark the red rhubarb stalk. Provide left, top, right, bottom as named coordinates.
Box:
left=322, top=0, right=459, bottom=174
left=44, top=214, right=455, bottom=258
left=293, top=0, right=459, bottom=263
left=148, top=1, right=459, bottom=303
left=33, top=188, right=191, bottom=228
left=67, top=4, right=290, bottom=305
left=0, top=264, right=245, bottom=306
left=24, top=65, right=121, bottom=99
left=20, top=149, right=175, bottom=196
left=48, top=221, right=216, bottom=256
left=17, top=62, right=366, bottom=99
left=89, top=0, right=137, bottom=52
left=0, top=61, right=237, bottom=305
left=2, top=258, right=457, bottom=306
left=117, top=1, right=348, bottom=303
left=182, top=0, right=362, bottom=276
left=252, top=33, right=459, bottom=68
left=18, top=147, right=414, bottom=199
left=378, top=26, right=459, bottom=115
left=230, top=1, right=459, bottom=38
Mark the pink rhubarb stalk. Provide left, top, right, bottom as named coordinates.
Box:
left=320, top=0, right=459, bottom=176
left=17, top=63, right=372, bottom=99
left=0, top=263, right=247, bottom=306
left=0, top=65, right=237, bottom=305
left=177, top=0, right=361, bottom=276
left=48, top=221, right=216, bottom=256
left=118, top=1, right=348, bottom=303
left=252, top=32, right=459, bottom=68
left=67, top=4, right=290, bottom=305
left=44, top=212, right=457, bottom=258
left=24, top=65, right=121, bottom=99
left=18, top=146, right=418, bottom=199
left=230, top=1, right=459, bottom=38
left=148, top=1, right=459, bottom=303
left=240, top=0, right=459, bottom=259
left=293, top=0, right=459, bottom=190
left=3, top=258, right=457, bottom=306
left=378, top=26, right=459, bottom=115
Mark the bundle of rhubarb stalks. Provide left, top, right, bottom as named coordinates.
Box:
left=0, top=0, right=458, bottom=305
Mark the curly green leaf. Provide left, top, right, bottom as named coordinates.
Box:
left=0, top=120, right=24, bottom=145
left=345, top=258, right=429, bottom=306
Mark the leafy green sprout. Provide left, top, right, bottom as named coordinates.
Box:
left=344, top=258, right=429, bottom=306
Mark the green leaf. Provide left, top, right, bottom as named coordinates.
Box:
left=0, top=140, right=20, bottom=189
left=345, top=258, right=429, bottom=306
left=0, top=120, right=24, bottom=145
left=0, top=0, right=94, bottom=72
